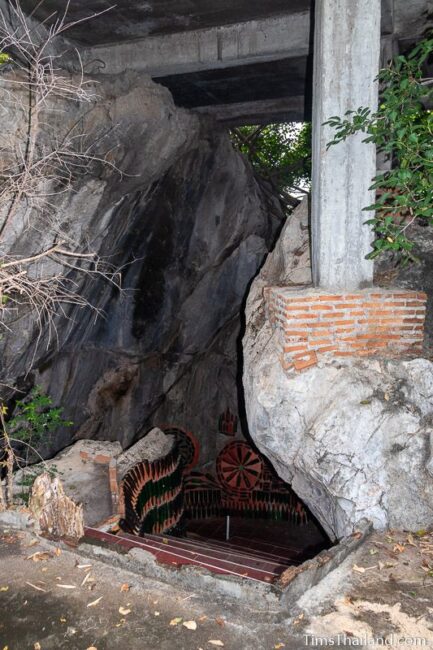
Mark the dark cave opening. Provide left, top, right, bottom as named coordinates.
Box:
left=86, top=120, right=328, bottom=583
left=105, top=424, right=331, bottom=583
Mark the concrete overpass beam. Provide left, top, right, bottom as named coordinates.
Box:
left=311, top=0, right=381, bottom=291
left=82, top=13, right=311, bottom=77
left=196, top=96, right=306, bottom=127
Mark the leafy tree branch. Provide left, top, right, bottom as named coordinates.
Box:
left=326, top=34, right=433, bottom=263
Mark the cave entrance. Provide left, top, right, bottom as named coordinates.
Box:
left=86, top=120, right=330, bottom=585
left=180, top=440, right=330, bottom=582
left=86, top=425, right=331, bottom=584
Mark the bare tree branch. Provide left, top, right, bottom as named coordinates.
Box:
left=0, top=1, right=123, bottom=354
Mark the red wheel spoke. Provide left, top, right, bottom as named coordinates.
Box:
left=217, top=442, right=263, bottom=496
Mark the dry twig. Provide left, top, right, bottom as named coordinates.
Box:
left=0, top=0, right=121, bottom=350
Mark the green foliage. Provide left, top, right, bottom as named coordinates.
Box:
left=0, top=52, right=11, bottom=66
left=231, top=122, right=311, bottom=196
left=16, top=464, right=59, bottom=505
left=326, top=34, right=433, bottom=263
left=8, top=386, right=73, bottom=447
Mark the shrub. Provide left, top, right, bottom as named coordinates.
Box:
left=326, top=34, right=433, bottom=263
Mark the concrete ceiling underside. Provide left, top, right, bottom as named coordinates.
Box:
left=18, top=0, right=433, bottom=125
left=19, top=0, right=311, bottom=45
left=154, top=57, right=311, bottom=126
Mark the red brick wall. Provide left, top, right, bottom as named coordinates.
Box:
left=265, top=287, right=427, bottom=372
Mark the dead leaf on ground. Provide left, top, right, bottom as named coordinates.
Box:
left=115, top=619, right=126, bottom=628
left=170, top=617, right=182, bottom=626
left=0, top=586, right=8, bottom=592
left=27, top=539, right=38, bottom=548
left=87, top=596, right=103, bottom=608
left=208, top=641, right=224, bottom=647
left=120, top=583, right=130, bottom=592
left=353, top=564, right=377, bottom=573
left=215, top=617, right=225, bottom=627
left=183, top=620, right=197, bottom=631
left=81, top=572, right=93, bottom=587
left=352, top=564, right=366, bottom=574
left=26, top=552, right=52, bottom=562
left=154, top=612, right=160, bottom=616
left=407, top=534, right=417, bottom=547
left=25, top=582, right=47, bottom=593
left=198, top=615, right=208, bottom=622
left=119, top=607, right=131, bottom=616
left=274, top=644, right=286, bottom=649
left=34, top=643, right=41, bottom=650
left=86, top=647, right=97, bottom=650
left=54, top=548, right=61, bottom=557
left=393, top=543, right=405, bottom=554
left=293, top=613, right=304, bottom=626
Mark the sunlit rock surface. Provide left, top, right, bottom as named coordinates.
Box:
left=243, top=201, right=433, bottom=540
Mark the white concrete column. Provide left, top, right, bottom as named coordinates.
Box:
left=311, top=0, right=381, bottom=290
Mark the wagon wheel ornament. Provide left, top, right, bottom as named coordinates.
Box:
left=163, top=427, right=200, bottom=473
left=217, top=441, right=263, bottom=496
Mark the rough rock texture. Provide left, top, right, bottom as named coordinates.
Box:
left=29, top=472, right=84, bottom=540
left=0, top=68, right=283, bottom=464
left=375, top=221, right=433, bottom=357
left=243, top=200, right=433, bottom=541
left=117, top=427, right=174, bottom=478
left=15, top=440, right=122, bottom=526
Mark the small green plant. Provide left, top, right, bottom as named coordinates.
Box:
left=8, top=386, right=73, bottom=447
left=326, top=34, right=433, bottom=263
left=0, top=388, right=71, bottom=508
left=16, top=464, right=59, bottom=505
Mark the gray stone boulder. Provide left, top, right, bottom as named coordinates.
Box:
left=0, top=65, right=284, bottom=464
left=243, top=199, right=433, bottom=541
left=14, top=440, right=122, bottom=527
left=117, top=427, right=174, bottom=479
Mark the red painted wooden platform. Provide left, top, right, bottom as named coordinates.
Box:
left=84, top=527, right=298, bottom=584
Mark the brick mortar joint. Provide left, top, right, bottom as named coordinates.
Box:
left=265, top=287, right=427, bottom=373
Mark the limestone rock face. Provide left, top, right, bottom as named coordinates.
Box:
left=0, top=69, right=283, bottom=463
left=16, top=440, right=122, bottom=527
left=375, top=221, right=433, bottom=357
left=117, top=427, right=174, bottom=479
left=243, top=200, right=433, bottom=540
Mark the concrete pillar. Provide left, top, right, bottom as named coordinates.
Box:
left=311, top=0, right=381, bottom=290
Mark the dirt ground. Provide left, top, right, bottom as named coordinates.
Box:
left=302, top=529, right=433, bottom=647
left=1, top=525, right=433, bottom=649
